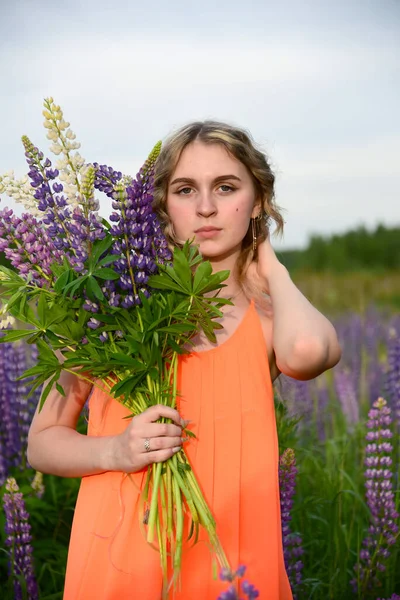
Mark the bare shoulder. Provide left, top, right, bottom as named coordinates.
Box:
left=254, top=295, right=281, bottom=382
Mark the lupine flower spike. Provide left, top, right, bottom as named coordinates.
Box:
left=2, top=477, right=38, bottom=599
left=279, top=448, right=304, bottom=595
left=352, top=397, right=399, bottom=596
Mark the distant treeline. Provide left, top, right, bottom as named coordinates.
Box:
left=277, top=224, right=400, bottom=272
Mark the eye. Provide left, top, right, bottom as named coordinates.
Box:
left=177, top=187, right=192, bottom=195
left=219, top=184, right=235, bottom=192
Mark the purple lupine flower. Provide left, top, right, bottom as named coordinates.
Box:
left=241, top=580, right=260, bottom=599
left=0, top=341, right=39, bottom=482
left=22, top=136, right=105, bottom=273
left=279, top=448, right=304, bottom=595
left=385, top=327, right=400, bottom=429
left=105, top=148, right=171, bottom=308
left=2, top=477, right=38, bottom=599
left=0, top=208, right=62, bottom=286
left=93, top=163, right=124, bottom=198
left=8, top=342, right=31, bottom=468
left=218, top=565, right=259, bottom=600
left=351, top=397, right=399, bottom=596
left=377, top=595, right=400, bottom=600
left=334, top=367, right=359, bottom=426
left=0, top=341, right=21, bottom=480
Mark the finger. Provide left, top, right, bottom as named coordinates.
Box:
left=141, top=405, right=184, bottom=428
left=140, top=435, right=182, bottom=453
left=143, top=422, right=183, bottom=438
left=144, top=446, right=182, bottom=465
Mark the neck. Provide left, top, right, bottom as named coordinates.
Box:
left=205, top=245, right=243, bottom=300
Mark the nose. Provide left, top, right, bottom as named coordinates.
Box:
left=196, top=190, right=217, bottom=218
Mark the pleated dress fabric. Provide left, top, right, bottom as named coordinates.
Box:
left=63, top=300, right=293, bottom=600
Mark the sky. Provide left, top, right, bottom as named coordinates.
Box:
left=0, top=0, right=399, bottom=249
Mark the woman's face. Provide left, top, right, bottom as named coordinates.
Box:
left=166, top=141, right=259, bottom=261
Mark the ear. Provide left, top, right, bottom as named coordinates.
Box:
left=251, top=202, right=262, bottom=219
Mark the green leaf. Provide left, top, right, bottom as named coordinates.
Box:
left=107, top=353, right=146, bottom=370
left=92, top=268, right=120, bottom=280
left=63, top=276, right=87, bottom=298
left=37, top=293, right=47, bottom=327
left=193, top=260, right=213, bottom=294
left=158, top=323, right=197, bottom=334
left=39, top=374, right=59, bottom=411
left=97, top=255, right=118, bottom=267
left=56, top=382, right=65, bottom=396
left=90, top=235, right=114, bottom=267
left=54, top=269, right=75, bottom=294
left=0, top=329, right=36, bottom=343
left=148, top=274, right=185, bottom=294
left=171, top=246, right=193, bottom=292
left=16, top=364, right=49, bottom=379
left=35, top=339, right=59, bottom=364
left=86, top=276, right=104, bottom=302
left=3, top=290, right=24, bottom=313
left=110, top=376, right=137, bottom=399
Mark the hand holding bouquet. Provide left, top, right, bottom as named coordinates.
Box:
left=0, top=98, right=233, bottom=596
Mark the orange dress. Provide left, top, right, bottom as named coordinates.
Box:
left=63, top=300, right=293, bottom=599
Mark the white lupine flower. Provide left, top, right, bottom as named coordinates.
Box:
left=0, top=314, right=16, bottom=329
left=31, top=471, right=45, bottom=498
left=5, top=477, right=19, bottom=493
left=0, top=171, right=37, bottom=211
left=65, top=129, right=76, bottom=140
left=67, top=140, right=81, bottom=151
left=46, top=130, right=58, bottom=142
left=50, top=143, right=63, bottom=155
left=55, top=158, right=68, bottom=170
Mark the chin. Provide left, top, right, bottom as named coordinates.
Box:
left=198, top=243, right=239, bottom=263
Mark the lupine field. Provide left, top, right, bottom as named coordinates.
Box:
left=0, top=277, right=399, bottom=600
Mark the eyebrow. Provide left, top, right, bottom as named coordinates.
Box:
left=169, top=174, right=242, bottom=186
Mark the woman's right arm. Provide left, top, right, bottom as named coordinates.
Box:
left=27, top=370, right=184, bottom=478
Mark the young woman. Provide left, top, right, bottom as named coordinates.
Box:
left=27, top=121, right=341, bottom=599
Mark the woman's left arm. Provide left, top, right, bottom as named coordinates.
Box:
left=251, top=238, right=342, bottom=380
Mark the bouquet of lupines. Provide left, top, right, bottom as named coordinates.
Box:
left=0, top=98, right=232, bottom=596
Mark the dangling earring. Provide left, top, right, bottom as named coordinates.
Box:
left=251, top=217, right=257, bottom=251
left=251, top=213, right=262, bottom=252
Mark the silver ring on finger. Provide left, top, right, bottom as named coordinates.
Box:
left=144, top=438, right=151, bottom=453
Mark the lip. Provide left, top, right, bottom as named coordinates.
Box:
left=194, top=227, right=222, bottom=233
left=194, top=226, right=222, bottom=239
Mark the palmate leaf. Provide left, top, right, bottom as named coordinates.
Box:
left=170, top=246, right=193, bottom=292
left=148, top=274, right=185, bottom=294
left=192, top=260, right=213, bottom=294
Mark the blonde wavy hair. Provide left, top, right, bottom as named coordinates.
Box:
left=153, top=120, right=285, bottom=297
